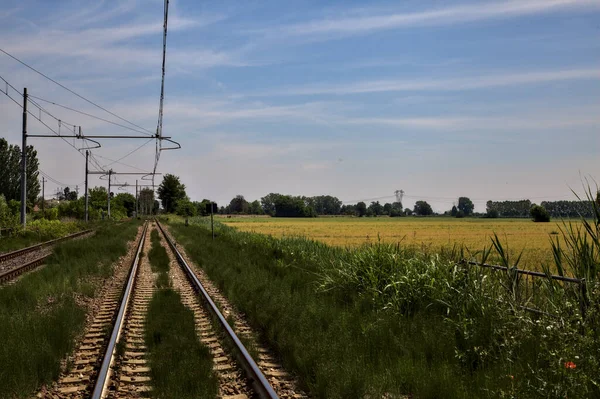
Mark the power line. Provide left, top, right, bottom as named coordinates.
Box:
left=104, top=139, right=154, bottom=168
left=92, top=153, right=152, bottom=172
left=39, top=170, right=83, bottom=188
left=0, top=75, right=26, bottom=108
left=28, top=94, right=153, bottom=136
left=342, top=195, right=395, bottom=204
left=27, top=96, right=78, bottom=131
left=0, top=47, right=155, bottom=136
left=1, top=74, right=99, bottom=157
left=152, top=0, right=170, bottom=184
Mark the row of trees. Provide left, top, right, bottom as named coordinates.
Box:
left=485, top=199, right=599, bottom=219
left=485, top=200, right=532, bottom=218
left=210, top=194, right=438, bottom=217
left=0, top=138, right=40, bottom=206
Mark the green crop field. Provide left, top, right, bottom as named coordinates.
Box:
left=220, top=216, right=582, bottom=270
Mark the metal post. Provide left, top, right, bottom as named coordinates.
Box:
left=41, top=177, right=45, bottom=215
left=85, top=149, right=89, bottom=222
left=135, top=179, right=138, bottom=217
left=211, top=202, right=215, bottom=240
left=20, top=88, right=28, bottom=227
left=107, top=170, right=112, bottom=218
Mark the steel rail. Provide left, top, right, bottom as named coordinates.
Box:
left=91, top=221, right=148, bottom=399
left=0, top=229, right=93, bottom=263
left=155, top=219, right=279, bottom=399
left=0, top=254, right=50, bottom=283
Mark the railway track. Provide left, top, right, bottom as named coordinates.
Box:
left=44, top=220, right=285, bottom=398
left=158, top=221, right=309, bottom=399
left=0, top=229, right=93, bottom=284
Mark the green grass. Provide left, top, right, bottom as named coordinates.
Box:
left=148, top=229, right=169, bottom=274
left=0, top=220, right=141, bottom=398
left=0, top=220, right=83, bottom=253
left=167, top=213, right=600, bottom=399
left=145, top=288, right=218, bottom=398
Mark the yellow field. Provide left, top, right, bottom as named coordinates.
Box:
left=220, top=216, right=580, bottom=269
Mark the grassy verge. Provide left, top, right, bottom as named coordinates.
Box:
left=167, top=211, right=600, bottom=399
left=145, top=289, right=218, bottom=399
left=0, top=219, right=84, bottom=253
left=0, top=220, right=141, bottom=398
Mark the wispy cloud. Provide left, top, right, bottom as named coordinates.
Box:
left=244, top=68, right=600, bottom=97
left=263, top=0, right=600, bottom=39
left=0, top=4, right=241, bottom=74
left=345, top=105, right=600, bottom=133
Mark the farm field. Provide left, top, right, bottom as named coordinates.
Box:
left=220, top=216, right=582, bottom=270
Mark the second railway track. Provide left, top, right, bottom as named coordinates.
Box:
left=43, top=219, right=295, bottom=399
left=0, top=229, right=93, bottom=284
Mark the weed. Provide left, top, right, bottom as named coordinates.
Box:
left=145, top=289, right=218, bottom=398
left=168, top=195, right=600, bottom=398
left=0, top=220, right=141, bottom=398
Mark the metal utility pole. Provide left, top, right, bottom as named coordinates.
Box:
left=85, top=150, right=89, bottom=222
left=211, top=202, right=215, bottom=240
left=107, top=170, right=113, bottom=218
left=41, top=176, right=45, bottom=214
left=135, top=180, right=138, bottom=217
left=20, top=88, right=27, bottom=227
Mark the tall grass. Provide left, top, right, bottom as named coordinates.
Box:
left=145, top=289, right=218, bottom=399
left=168, top=189, right=600, bottom=398
left=148, top=228, right=170, bottom=289
left=0, top=219, right=83, bottom=253
left=144, top=226, right=218, bottom=398
left=0, top=220, right=141, bottom=398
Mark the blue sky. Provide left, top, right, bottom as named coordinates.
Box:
left=0, top=0, right=599, bottom=212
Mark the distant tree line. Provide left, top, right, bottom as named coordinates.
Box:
left=0, top=138, right=40, bottom=207
left=485, top=200, right=532, bottom=218
left=484, top=199, right=597, bottom=219
left=211, top=193, right=444, bottom=217
left=540, top=200, right=597, bottom=218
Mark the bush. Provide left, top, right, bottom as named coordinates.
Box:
left=486, top=209, right=499, bottom=218
left=530, top=204, right=550, bottom=222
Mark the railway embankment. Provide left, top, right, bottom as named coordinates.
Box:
left=168, top=216, right=600, bottom=399
left=0, top=220, right=141, bottom=398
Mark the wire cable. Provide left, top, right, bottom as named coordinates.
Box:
left=28, top=94, right=153, bottom=136
left=93, top=152, right=153, bottom=172
left=105, top=138, right=154, bottom=168
left=0, top=47, right=155, bottom=136
left=152, top=0, right=170, bottom=185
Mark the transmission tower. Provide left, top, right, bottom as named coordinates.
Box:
left=394, top=189, right=404, bottom=204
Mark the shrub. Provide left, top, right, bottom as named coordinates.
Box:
left=486, top=209, right=499, bottom=218
left=531, top=204, right=550, bottom=222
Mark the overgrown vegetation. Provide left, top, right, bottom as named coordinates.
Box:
left=0, top=218, right=82, bottom=253
left=145, top=289, right=218, bottom=399
left=148, top=229, right=169, bottom=274
left=167, top=189, right=600, bottom=398
left=0, top=220, right=141, bottom=398
left=144, top=226, right=218, bottom=398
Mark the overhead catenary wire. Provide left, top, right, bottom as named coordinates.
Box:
left=0, top=48, right=155, bottom=136
left=28, top=95, right=154, bottom=136
left=39, top=170, right=84, bottom=188
left=1, top=74, right=100, bottom=157
left=103, top=139, right=154, bottom=168
left=92, top=153, right=153, bottom=173
left=152, top=0, right=170, bottom=185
